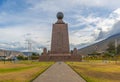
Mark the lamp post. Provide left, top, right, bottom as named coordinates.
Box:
left=4, top=50, right=6, bottom=64
left=115, top=39, right=118, bottom=63
left=115, top=39, right=117, bottom=55
left=26, top=39, right=32, bottom=60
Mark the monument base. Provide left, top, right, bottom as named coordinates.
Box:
left=39, top=54, right=82, bottom=61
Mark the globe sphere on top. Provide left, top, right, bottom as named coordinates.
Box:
left=57, top=12, right=64, bottom=19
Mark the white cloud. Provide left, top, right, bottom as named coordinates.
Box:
left=1, top=0, right=120, bottom=51
left=26, top=0, right=120, bottom=13
left=0, top=22, right=51, bottom=52
left=96, top=8, right=120, bottom=39
left=69, top=8, right=120, bottom=49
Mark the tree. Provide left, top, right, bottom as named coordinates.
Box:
left=117, top=45, right=120, bottom=54
left=32, top=52, right=39, bottom=56
left=17, top=55, right=25, bottom=60
left=106, top=42, right=115, bottom=54
left=31, top=52, right=39, bottom=60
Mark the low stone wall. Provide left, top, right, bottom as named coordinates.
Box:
left=39, top=55, right=82, bottom=61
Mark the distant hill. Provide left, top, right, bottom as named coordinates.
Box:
left=78, top=33, right=120, bottom=55
left=22, top=52, right=33, bottom=56
left=22, top=52, right=40, bottom=56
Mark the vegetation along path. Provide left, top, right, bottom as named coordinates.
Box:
left=33, top=62, right=86, bottom=82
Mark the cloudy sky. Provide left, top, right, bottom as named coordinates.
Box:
left=0, top=0, right=120, bottom=52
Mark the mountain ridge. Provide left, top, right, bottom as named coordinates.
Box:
left=78, top=33, right=120, bottom=55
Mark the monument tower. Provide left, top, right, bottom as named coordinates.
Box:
left=39, top=12, right=81, bottom=61
left=51, top=12, right=70, bottom=54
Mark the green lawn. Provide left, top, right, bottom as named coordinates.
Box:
left=67, top=61, right=120, bottom=82
left=0, top=61, right=54, bottom=82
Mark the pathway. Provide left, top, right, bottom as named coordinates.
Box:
left=33, top=62, right=86, bottom=82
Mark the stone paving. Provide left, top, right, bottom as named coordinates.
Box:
left=33, top=62, right=86, bottom=82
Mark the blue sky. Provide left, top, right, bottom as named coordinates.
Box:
left=0, top=0, right=120, bottom=53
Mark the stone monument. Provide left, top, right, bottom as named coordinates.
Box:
left=42, top=48, right=47, bottom=55
left=39, top=12, right=81, bottom=61
left=72, top=48, right=78, bottom=55
left=51, top=12, right=69, bottom=54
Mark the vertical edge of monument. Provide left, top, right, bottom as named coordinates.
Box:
left=51, top=23, right=70, bottom=54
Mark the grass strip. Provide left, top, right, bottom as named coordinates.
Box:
left=30, top=63, right=54, bottom=82
left=0, top=66, right=34, bottom=73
